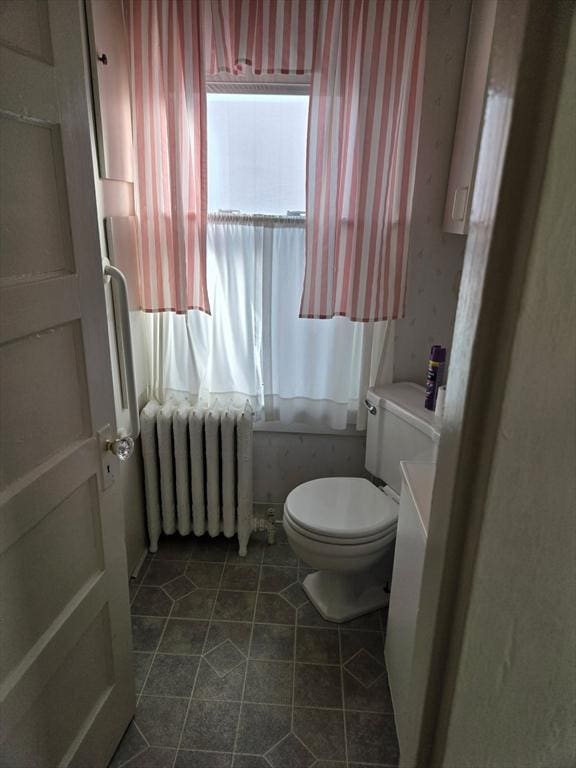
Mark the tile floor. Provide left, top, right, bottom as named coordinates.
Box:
left=110, top=526, right=399, bottom=768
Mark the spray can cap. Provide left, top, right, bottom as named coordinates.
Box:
left=430, top=345, right=445, bottom=362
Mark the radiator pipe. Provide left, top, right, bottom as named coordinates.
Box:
left=252, top=507, right=277, bottom=545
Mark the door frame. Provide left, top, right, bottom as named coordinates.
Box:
left=0, top=0, right=135, bottom=764
left=404, top=1, right=575, bottom=765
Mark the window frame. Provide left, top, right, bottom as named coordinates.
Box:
left=206, top=79, right=310, bottom=218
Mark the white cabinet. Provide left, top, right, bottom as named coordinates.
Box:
left=385, top=462, right=436, bottom=758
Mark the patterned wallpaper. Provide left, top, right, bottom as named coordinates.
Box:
left=254, top=430, right=367, bottom=503
left=394, top=0, right=472, bottom=384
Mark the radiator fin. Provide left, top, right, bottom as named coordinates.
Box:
left=189, top=410, right=206, bottom=537
left=174, top=407, right=192, bottom=535
left=157, top=405, right=176, bottom=535
left=221, top=411, right=236, bottom=538
left=205, top=411, right=221, bottom=538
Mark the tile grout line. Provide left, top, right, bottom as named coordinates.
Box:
left=344, top=648, right=387, bottom=689
left=133, top=554, right=153, bottom=591
left=132, top=648, right=342, bottom=668
left=291, top=553, right=302, bottom=734
left=131, top=613, right=383, bottom=632
left=134, top=608, right=176, bottom=710
left=131, top=555, right=169, bottom=710
left=261, top=727, right=310, bottom=766
left=131, top=616, right=382, bottom=632
left=114, top=560, right=156, bottom=768
left=338, top=624, right=351, bottom=768
left=230, top=537, right=265, bottom=764
left=170, top=544, right=231, bottom=768
left=119, top=689, right=395, bottom=716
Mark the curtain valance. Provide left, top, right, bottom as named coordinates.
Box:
left=205, top=0, right=317, bottom=76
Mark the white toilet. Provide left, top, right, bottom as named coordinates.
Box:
left=283, top=382, right=439, bottom=623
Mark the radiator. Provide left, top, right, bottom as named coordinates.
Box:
left=140, top=401, right=254, bottom=556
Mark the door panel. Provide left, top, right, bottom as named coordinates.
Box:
left=0, top=114, right=74, bottom=280
left=0, top=45, right=59, bottom=122
left=0, top=0, right=53, bottom=62
left=3, top=606, right=114, bottom=768
left=0, top=323, right=90, bottom=488
left=0, top=476, right=104, bottom=678
left=0, top=1, right=134, bottom=765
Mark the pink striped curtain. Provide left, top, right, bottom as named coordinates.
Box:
left=204, top=0, right=317, bottom=75
left=300, top=0, right=427, bottom=321
left=126, top=0, right=210, bottom=314
left=126, top=0, right=426, bottom=321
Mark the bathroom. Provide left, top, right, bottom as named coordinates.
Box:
left=0, top=1, right=574, bottom=768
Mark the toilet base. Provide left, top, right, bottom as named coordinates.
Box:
left=302, top=569, right=390, bottom=624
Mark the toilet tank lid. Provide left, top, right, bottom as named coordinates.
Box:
left=366, top=382, right=440, bottom=440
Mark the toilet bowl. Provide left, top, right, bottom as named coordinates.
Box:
left=282, top=383, right=439, bottom=624
left=283, top=477, right=399, bottom=622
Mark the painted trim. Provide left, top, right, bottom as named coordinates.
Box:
left=404, top=2, right=576, bottom=765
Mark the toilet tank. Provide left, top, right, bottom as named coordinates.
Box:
left=365, top=382, right=440, bottom=494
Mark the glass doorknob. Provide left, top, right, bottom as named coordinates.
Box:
left=106, top=436, right=134, bottom=461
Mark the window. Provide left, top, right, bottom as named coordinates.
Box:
left=207, top=93, right=309, bottom=215
left=144, top=88, right=365, bottom=430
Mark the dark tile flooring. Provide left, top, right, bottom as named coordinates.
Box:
left=110, top=526, right=399, bottom=768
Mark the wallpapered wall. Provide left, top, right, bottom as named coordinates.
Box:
left=254, top=430, right=368, bottom=503
left=254, top=1, right=472, bottom=503
left=394, top=0, right=471, bottom=385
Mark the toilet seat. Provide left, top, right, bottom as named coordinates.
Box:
left=284, top=507, right=397, bottom=546
left=284, top=477, right=398, bottom=544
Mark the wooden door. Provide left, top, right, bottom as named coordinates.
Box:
left=0, top=1, right=134, bottom=765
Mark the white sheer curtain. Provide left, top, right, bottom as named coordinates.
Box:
left=142, top=216, right=367, bottom=430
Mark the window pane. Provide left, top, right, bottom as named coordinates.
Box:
left=207, top=94, right=308, bottom=215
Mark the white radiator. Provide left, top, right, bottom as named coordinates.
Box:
left=140, top=401, right=254, bottom=556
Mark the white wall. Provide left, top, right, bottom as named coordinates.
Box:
left=394, top=0, right=471, bottom=384
left=440, top=15, right=576, bottom=766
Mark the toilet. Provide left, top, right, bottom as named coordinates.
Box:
left=283, top=382, right=440, bottom=623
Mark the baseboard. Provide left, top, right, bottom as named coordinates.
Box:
left=130, top=546, right=148, bottom=580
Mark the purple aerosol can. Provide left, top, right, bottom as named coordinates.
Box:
left=424, top=345, right=446, bottom=411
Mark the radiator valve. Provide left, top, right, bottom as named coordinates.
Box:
left=252, top=509, right=277, bottom=545
left=266, top=507, right=277, bottom=545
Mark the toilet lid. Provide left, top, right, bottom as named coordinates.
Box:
left=284, top=477, right=398, bottom=540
